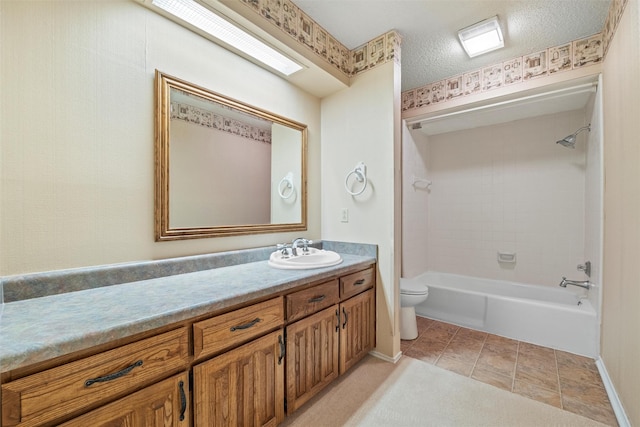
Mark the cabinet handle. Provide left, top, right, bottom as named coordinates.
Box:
left=84, top=360, right=143, bottom=387
left=278, top=335, right=285, bottom=365
left=335, top=309, right=340, bottom=332
left=178, top=380, right=187, bottom=421
left=230, top=318, right=261, bottom=331
left=342, top=307, right=348, bottom=329
left=308, top=295, right=326, bottom=303
left=354, top=279, right=366, bottom=286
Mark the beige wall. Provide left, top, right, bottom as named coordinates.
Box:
left=320, top=62, right=401, bottom=359
left=601, top=0, right=640, bottom=424
left=0, top=1, right=321, bottom=276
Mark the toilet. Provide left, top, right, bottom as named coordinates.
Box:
left=399, top=278, right=429, bottom=340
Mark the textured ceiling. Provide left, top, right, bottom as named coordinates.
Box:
left=293, top=0, right=611, bottom=91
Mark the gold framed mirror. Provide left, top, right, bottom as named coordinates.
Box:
left=155, top=70, right=307, bottom=241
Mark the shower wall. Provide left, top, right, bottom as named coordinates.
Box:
left=402, top=124, right=430, bottom=278
left=403, top=109, right=592, bottom=288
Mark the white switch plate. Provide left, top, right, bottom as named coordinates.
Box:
left=340, top=208, right=349, bottom=223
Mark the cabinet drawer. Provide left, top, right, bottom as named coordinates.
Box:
left=193, top=296, right=284, bottom=360
left=1, top=327, right=189, bottom=427
left=286, top=280, right=339, bottom=322
left=340, top=267, right=375, bottom=299
left=59, top=372, right=190, bottom=427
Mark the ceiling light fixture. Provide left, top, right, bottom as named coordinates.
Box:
left=458, top=16, right=504, bottom=58
left=151, top=0, right=303, bottom=76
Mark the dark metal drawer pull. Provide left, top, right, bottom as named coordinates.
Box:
left=230, top=317, right=261, bottom=331
left=354, top=279, right=366, bottom=286
left=84, top=360, right=143, bottom=387
left=308, top=295, right=326, bottom=303
left=342, top=307, right=348, bottom=329
left=278, top=335, right=286, bottom=365
left=179, top=380, right=187, bottom=421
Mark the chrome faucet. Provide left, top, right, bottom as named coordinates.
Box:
left=291, top=238, right=312, bottom=256
left=559, top=277, right=592, bottom=290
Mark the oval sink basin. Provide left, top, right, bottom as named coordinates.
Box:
left=268, top=247, right=343, bottom=270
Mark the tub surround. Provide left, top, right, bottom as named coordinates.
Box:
left=0, top=241, right=376, bottom=373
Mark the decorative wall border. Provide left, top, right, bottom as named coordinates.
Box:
left=236, top=0, right=400, bottom=78
left=171, top=101, right=272, bottom=144
left=401, top=0, right=629, bottom=113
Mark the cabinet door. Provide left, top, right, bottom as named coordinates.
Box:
left=59, top=372, right=189, bottom=427
left=193, top=329, right=285, bottom=427
left=339, top=288, right=375, bottom=374
left=285, top=305, right=340, bottom=413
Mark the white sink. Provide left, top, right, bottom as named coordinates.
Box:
left=268, top=247, right=343, bottom=270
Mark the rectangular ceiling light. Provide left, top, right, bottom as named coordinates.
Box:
left=458, top=16, right=504, bottom=58
left=151, top=0, right=303, bottom=76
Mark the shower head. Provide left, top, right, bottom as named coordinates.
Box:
left=556, top=124, right=591, bottom=148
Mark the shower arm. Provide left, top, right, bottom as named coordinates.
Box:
left=572, top=125, right=591, bottom=137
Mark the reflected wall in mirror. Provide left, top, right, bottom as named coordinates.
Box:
left=155, top=70, right=307, bottom=241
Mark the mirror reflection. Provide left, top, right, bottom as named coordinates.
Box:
left=155, top=71, right=307, bottom=240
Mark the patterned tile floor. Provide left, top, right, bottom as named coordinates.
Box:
left=401, top=316, right=618, bottom=426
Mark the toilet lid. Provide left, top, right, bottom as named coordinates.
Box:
left=400, top=280, right=428, bottom=295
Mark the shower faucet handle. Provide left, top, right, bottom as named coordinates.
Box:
left=577, top=261, right=591, bottom=277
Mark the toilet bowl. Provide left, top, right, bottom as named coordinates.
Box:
left=400, top=278, right=429, bottom=340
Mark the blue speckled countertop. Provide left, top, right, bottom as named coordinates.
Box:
left=0, top=249, right=375, bottom=373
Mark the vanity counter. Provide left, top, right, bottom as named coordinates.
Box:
left=0, top=252, right=375, bottom=373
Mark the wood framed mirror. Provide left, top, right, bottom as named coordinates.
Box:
left=155, top=70, right=307, bottom=241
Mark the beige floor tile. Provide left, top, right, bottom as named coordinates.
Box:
left=562, top=395, right=619, bottom=426
left=404, top=338, right=448, bottom=364
left=515, top=361, right=560, bottom=392
left=453, top=327, right=488, bottom=343
left=420, top=322, right=459, bottom=343
left=471, top=365, right=513, bottom=392
left=475, top=345, right=517, bottom=377
left=513, top=379, right=562, bottom=408
left=435, top=353, right=475, bottom=377
left=519, top=342, right=555, bottom=359
left=484, top=334, right=519, bottom=351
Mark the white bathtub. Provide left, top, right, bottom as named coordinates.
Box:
left=409, top=271, right=598, bottom=357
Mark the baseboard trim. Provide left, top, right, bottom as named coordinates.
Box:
left=369, top=350, right=403, bottom=364
left=596, top=357, right=631, bottom=427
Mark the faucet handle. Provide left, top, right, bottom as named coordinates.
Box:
left=276, top=243, right=291, bottom=257
left=577, top=261, right=591, bottom=277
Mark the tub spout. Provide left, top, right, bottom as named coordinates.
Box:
left=559, top=277, right=592, bottom=290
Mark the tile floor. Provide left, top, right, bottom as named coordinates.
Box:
left=401, top=316, right=618, bottom=426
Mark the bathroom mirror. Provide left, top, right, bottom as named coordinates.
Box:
left=155, top=70, right=307, bottom=241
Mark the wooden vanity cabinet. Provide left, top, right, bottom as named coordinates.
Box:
left=1, top=265, right=375, bottom=427
left=191, top=297, right=285, bottom=427
left=339, top=288, right=376, bottom=373
left=193, top=329, right=285, bottom=427
left=285, top=306, right=340, bottom=412
left=285, top=267, right=376, bottom=413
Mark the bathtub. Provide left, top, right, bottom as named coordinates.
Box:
left=409, top=271, right=598, bottom=357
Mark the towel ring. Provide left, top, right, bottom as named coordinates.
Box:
left=278, top=172, right=295, bottom=199
left=345, top=162, right=367, bottom=196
